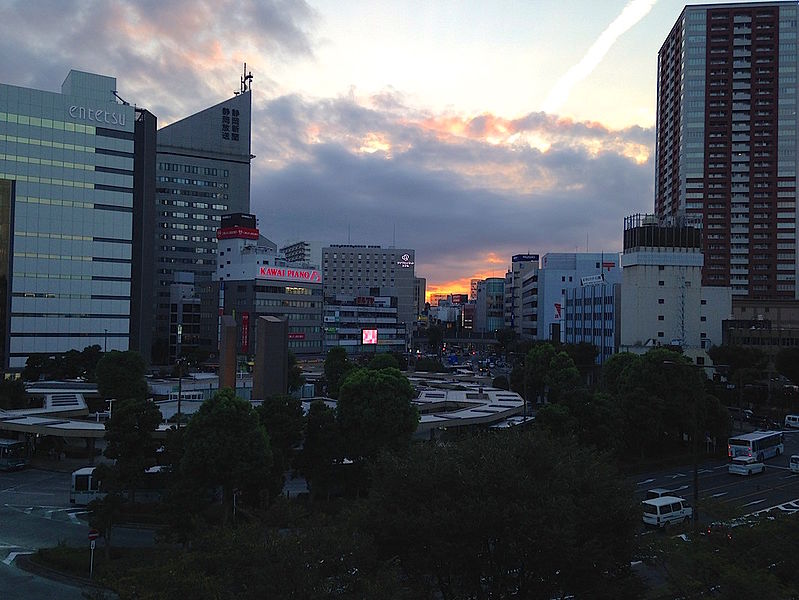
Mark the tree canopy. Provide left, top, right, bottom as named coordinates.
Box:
left=96, top=350, right=148, bottom=401
left=337, top=367, right=419, bottom=461
left=324, top=347, right=354, bottom=399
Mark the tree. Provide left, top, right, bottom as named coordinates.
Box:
left=426, top=324, right=444, bottom=356
left=492, top=374, right=509, bottom=390
left=495, top=327, right=517, bottom=355
left=775, top=347, right=799, bottom=386
left=337, top=368, right=419, bottom=461
left=368, top=353, right=399, bottom=370
left=545, top=350, right=582, bottom=402
left=96, top=350, right=148, bottom=401
left=324, top=347, right=354, bottom=399
left=257, top=395, right=305, bottom=499
left=0, top=378, right=26, bottom=410
left=563, top=342, right=599, bottom=380
left=363, top=431, right=640, bottom=599
left=103, top=397, right=162, bottom=503
left=298, top=400, right=344, bottom=501
left=179, top=388, right=272, bottom=524
left=287, top=350, right=304, bottom=393
left=524, top=343, right=556, bottom=402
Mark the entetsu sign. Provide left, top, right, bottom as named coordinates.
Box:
left=69, top=106, right=127, bottom=126
left=257, top=266, right=322, bottom=283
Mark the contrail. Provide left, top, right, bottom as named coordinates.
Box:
left=542, top=0, right=658, bottom=114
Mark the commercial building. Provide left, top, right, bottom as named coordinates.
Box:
left=323, top=293, right=406, bottom=356
left=280, top=240, right=321, bottom=268
left=414, top=276, right=426, bottom=319
left=215, top=214, right=323, bottom=357
left=563, top=278, right=621, bottom=365
left=0, top=71, right=141, bottom=371
left=474, top=278, right=505, bottom=334
left=656, top=2, right=798, bottom=298
left=504, top=254, right=539, bottom=336
left=322, top=245, right=416, bottom=348
left=153, top=90, right=252, bottom=362
left=524, top=253, right=621, bottom=343
left=723, top=297, right=799, bottom=358
left=619, top=214, right=731, bottom=364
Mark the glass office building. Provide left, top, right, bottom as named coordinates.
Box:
left=0, top=71, right=136, bottom=370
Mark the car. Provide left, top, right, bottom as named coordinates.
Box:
left=790, top=454, right=799, bottom=474
left=728, top=455, right=765, bottom=476
left=645, top=488, right=675, bottom=500
left=642, top=496, right=693, bottom=528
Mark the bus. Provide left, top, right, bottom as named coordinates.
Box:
left=728, top=430, right=784, bottom=461
left=70, top=465, right=168, bottom=505
left=0, top=439, right=27, bottom=471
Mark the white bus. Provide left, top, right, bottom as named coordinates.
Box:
left=728, top=430, right=784, bottom=461
left=69, top=465, right=168, bottom=505
left=0, top=439, right=27, bottom=471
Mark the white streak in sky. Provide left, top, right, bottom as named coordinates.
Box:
left=542, top=0, right=658, bottom=114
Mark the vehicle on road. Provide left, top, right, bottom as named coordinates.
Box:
left=785, top=414, right=799, bottom=429
left=728, top=430, right=784, bottom=460
left=645, top=488, right=676, bottom=500
left=642, top=496, right=692, bottom=528
left=728, top=455, right=766, bottom=476
left=790, top=455, right=799, bottom=474
left=0, top=438, right=27, bottom=470
left=70, top=465, right=168, bottom=505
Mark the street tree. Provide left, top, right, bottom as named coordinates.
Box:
left=524, top=342, right=556, bottom=402
left=324, top=347, right=354, bottom=399
left=775, top=347, right=799, bottom=386
left=287, top=350, right=304, bottom=393
left=96, top=350, right=148, bottom=401
left=337, top=367, right=419, bottom=461
left=180, top=388, right=272, bottom=523
left=364, top=430, right=640, bottom=599
left=368, top=353, right=399, bottom=370
left=297, top=400, right=344, bottom=501
left=256, top=394, right=305, bottom=499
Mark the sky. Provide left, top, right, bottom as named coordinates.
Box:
left=0, top=0, right=751, bottom=297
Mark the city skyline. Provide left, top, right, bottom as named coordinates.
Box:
left=0, top=0, right=756, bottom=296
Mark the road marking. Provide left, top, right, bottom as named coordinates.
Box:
left=714, top=464, right=730, bottom=470
left=673, top=485, right=689, bottom=492
left=2, top=551, right=33, bottom=566
left=671, top=473, right=687, bottom=479
left=742, top=498, right=767, bottom=507
left=636, top=478, right=655, bottom=486
left=711, top=492, right=729, bottom=498
left=699, top=469, right=714, bottom=474
left=68, top=511, right=87, bottom=525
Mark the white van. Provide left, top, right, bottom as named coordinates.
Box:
left=642, top=496, right=693, bottom=528
left=785, top=415, right=799, bottom=429
left=790, top=455, right=799, bottom=474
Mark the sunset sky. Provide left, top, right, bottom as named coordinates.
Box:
left=0, top=0, right=748, bottom=297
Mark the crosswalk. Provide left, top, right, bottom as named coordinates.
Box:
left=3, top=504, right=87, bottom=525
left=747, top=498, right=799, bottom=517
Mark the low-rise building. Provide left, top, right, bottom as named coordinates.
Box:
left=323, top=293, right=406, bottom=356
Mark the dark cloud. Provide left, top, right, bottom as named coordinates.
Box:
left=251, top=93, right=655, bottom=287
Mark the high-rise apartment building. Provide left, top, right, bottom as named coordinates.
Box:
left=504, top=254, right=539, bottom=336
left=656, top=2, right=798, bottom=298
left=153, top=92, right=252, bottom=361
left=280, top=240, right=321, bottom=267
left=0, top=71, right=143, bottom=371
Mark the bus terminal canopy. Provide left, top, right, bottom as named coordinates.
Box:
left=0, top=414, right=106, bottom=438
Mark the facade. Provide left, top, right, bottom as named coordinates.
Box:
left=723, top=297, right=799, bottom=357
left=323, top=294, right=406, bottom=356
left=563, top=281, right=621, bottom=364
left=322, top=245, right=416, bottom=348
left=168, top=272, right=201, bottom=363
left=504, top=254, right=539, bottom=335
left=532, top=252, right=621, bottom=343
left=215, top=214, right=323, bottom=357
left=0, top=71, right=139, bottom=370
left=280, top=240, right=321, bottom=268
left=474, top=278, right=505, bottom=333
left=414, top=276, right=426, bottom=319
left=470, top=279, right=479, bottom=301
left=656, top=3, right=798, bottom=298
left=153, top=91, right=252, bottom=361
left=620, top=214, right=732, bottom=364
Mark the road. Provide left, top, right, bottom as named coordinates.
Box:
left=0, top=467, right=154, bottom=599
left=633, top=430, right=799, bottom=524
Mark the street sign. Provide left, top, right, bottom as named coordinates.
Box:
left=88, top=529, right=100, bottom=541
left=90, top=540, right=96, bottom=550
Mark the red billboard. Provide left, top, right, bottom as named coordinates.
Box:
left=362, top=329, right=378, bottom=345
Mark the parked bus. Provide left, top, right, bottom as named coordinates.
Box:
left=728, top=430, right=784, bottom=460
left=69, top=465, right=168, bottom=505
left=0, top=439, right=27, bottom=471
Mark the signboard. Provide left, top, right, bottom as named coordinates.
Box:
left=396, top=253, right=415, bottom=268
left=88, top=529, right=100, bottom=541
left=288, top=333, right=305, bottom=340
left=554, top=303, right=562, bottom=320
left=580, top=274, right=605, bottom=286
left=362, top=329, right=378, bottom=345
left=257, top=266, right=322, bottom=283
left=241, top=312, right=249, bottom=353
left=217, top=226, right=259, bottom=240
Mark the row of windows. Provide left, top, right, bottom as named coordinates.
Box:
left=0, top=111, right=96, bottom=135
left=156, top=188, right=228, bottom=200
left=158, top=163, right=228, bottom=177
left=157, top=176, right=229, bottom=188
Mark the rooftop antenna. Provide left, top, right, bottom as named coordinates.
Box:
left=112, top=90, right=130, bottom=106
left=240, top=62, right=253, bottom=94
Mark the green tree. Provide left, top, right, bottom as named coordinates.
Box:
left=563, top=342, right=599, bottom=380
left=180, top=388, right=272, bottom=524
left=298, top=400, right=344, bottom=501
left=364, top=431, right=640, bottom=599
left=524, top=343, right=556, bottom=402
left=257, top=395, right=305, bottom=499
left=492, top=374, right=509, bottom=390
left=337, top=368, right=419, bottom=461
left=495, top=327, right=517, bottom=355
left=103, top=397, right=162, bottom=503
left=545, top=350, right=582, bottom=402
left=22, top=354, right=53, bottom=382
left=426, top=324, right=444, bottom=356
left=368, top=353, right=399, bottom=370
left=775, top=347, right=799, bottom=386
left=96, top=350, right=148, bottom=401
left=0, top=378, right=26, bottom=410
left=324, top=347, right=354, bottom=399
left=287, top=350, right=304, bottom=393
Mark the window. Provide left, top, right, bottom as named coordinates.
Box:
left=658, top=315, right=665, bottom=321
left=658, top=298, right=665, bottom=304
left=701, top=299, right=707, bottom=305
left=658, top=331, right=665, bottom=338
left=701, top=316, right=707, bottom=322
left=659, top=281, right=665, bottom=286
